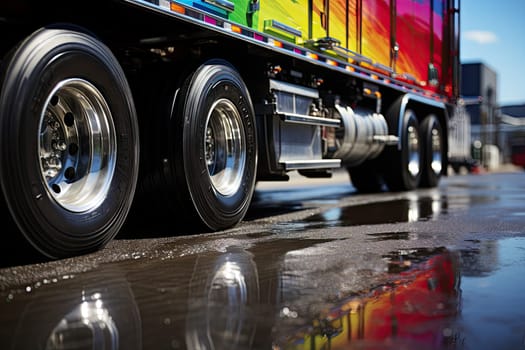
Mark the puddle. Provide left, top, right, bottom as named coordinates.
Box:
left=366, top=231, right=415, bottom=242
left=273, top=247, right=461, bottom=349
left=302, top=196, right=446, bottom=228
left=246, top=184, right=352, bottom=222
left=275, top=238, right=525, bottom=349
left=1, top=237, right=524, bottom=349
left=455, top=237, right=525, bottom=349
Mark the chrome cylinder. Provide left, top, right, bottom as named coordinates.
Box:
left=331, top=105, right=388, bottom=166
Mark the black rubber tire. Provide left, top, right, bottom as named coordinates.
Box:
left=348, top=160, right=385, bottom=193
left=419, top=115, right=443, bottom=188
left=171, top=59, right=257, bottom=230
left=0, top=27, right=139, bottom=259
left=384, top=109, right=422, bottom=191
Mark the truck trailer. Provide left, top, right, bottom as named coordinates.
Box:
left=0, top=0, right=461, bottom=259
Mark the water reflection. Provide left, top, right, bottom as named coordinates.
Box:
left=459, top=240, right=499, bottom=277
left=185, top=247, right=259, bottom=350
left=303, top=194, right=446, bottom=228
left=274, top=247, right=462, bottom=349
left=0, top=248, right=262, bottom=350
left=47, top=292, right=119, bottom=349
left=1, top=268, right=142, bottom=349
left=0, top=242, right=465, bottom=350
left=457, top=237, right=525, bottom=349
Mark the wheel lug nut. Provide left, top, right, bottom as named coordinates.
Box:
left=51, top=184, right=61, bottom=194
left=64, top=112, right=75, bottom=127
left=69, top=143, right=79, bottom=155
left=65, top=167, right=76, bottom=180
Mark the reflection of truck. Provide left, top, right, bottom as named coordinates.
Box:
left=0, top=0, right=460, bottom=258
left=448, top=98, right=478, bottom=173
left=276, top=248, right=461, bottom=349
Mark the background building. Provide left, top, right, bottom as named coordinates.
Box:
left=498, top=104, right=525, bottom=168
left=460, top=62, right=499, bottom=168
left=459, top=62, right=525, bottom=169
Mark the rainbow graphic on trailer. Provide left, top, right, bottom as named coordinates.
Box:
left=178, top=0, right=454, bottom=98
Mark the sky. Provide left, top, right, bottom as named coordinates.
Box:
left=460, top=0, right=525, bottom=106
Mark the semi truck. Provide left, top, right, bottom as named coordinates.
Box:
left=0, top=0, right=461, bottom=259
left=448, top=96, right=478, bottom=174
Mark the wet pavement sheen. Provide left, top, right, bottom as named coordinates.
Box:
left=1, top=172, right=525, bottom=349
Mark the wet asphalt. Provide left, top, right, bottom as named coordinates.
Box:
left=1, top=169, right=524, bottom=349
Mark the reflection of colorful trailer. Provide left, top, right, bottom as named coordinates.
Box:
left=0, top=0, right=460, bottom=259
left=280, top=249, right=461, bottom=349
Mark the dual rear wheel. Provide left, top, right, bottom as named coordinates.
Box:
left=384, top=110, right=444, bottom=192
left=419, top=114, right=444, bottom=188
left=351, top=109, right=444, bottom=193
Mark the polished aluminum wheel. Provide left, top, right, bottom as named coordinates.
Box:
left=39, top=78, right=117, bottom=212
left=205, top=98, right=246, bottom=197
left=430, top=127, right=443, bottom=175
left=407, top=124, right=420, bottom=177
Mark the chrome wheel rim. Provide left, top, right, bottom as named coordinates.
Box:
left=38, top=78, right=117, bottom=212
left=407, top=124, right=420, bottom=177
left=205, top=98, right=245, bottom=197
left=430, top=127, right=443, bottom=175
